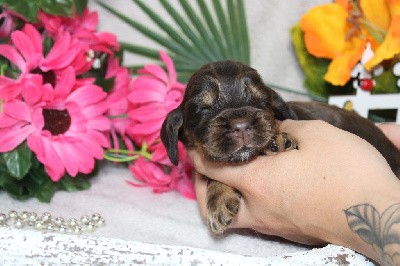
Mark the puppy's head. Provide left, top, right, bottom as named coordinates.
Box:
left=161, top=61, right=296, bottom=165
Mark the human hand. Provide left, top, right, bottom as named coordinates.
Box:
left=378, top=123, right=400, bottom=149
left=190, top=120, right=400, bottom=248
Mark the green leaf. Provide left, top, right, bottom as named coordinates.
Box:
left=1, top=142, right=32, bottom=179
left=39, top=0, right=74, bottom=17
left=1, top=0, right=39, bottom=22
left=97, top=0, right=251, bottom=81
left=96, top=1, right=200, bottom=64
left=120, top=42, right=162, bottom=61
left=290, top=23, right=354, bottom=97
left=373, top=61, right=400, bottom=94
left=73, top=0, right=87, bottom=16
left=133, top=0, right=207, bottom=61
left=59, top=175, right=91, bottom=192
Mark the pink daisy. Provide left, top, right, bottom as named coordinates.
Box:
left=39, top=8, right=119, bottom=54
left=0, top=24, right=82, bottom=100
left=0, top=67, right=110, bottom=181
left=127, top=51, right=186, bottom=145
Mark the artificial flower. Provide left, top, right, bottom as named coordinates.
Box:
left=39, top=8, right=119, bottom=57
left=0, top=23, right=82, bottom=100
left=127, top=141, right=195, bottom=199
left=127, top=51, right=185, bottom=145
left=0, top=67, right=110, bottom=181
left=300, top=0, right=369, bottom=85
left=364, top=0, right=400, bottom=70
left=300, top=0, right=400, bottom=86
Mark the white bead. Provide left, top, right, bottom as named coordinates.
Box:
left=54, top=217, right=64, bottom=225
left=85, top=222, right=95, bottom=232
left=92, top=213, right=101, bottom=221
left=8, top=211, right=18, bottom=219
left=96, top=218, right=106, bottom=227
left=14, top=219, right=24, bottom=228
left=68, top=218, right=78, bottom=227
left=73, top=225, right=82, bottom=234
left=0, top=213, right=7, bottom=222
left=41, top=212, right=51, bottom=222
left=46, top=222, right=56, bottom=231
left=35, top=221, right=44, bottom=230
left=29, top=213, right=37, bottom=222
left=80, top=215, right=90, bottom=225
left=20, top=212, right=29, bottom=220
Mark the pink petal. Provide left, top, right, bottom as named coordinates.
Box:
left=129, top=77, right=167, bottom=103
left=21, top=78, right=43, bottom=105
left=4, top=100, right=31, bottom=122
left=0, top=76, right=22, bottom=100
left=79, top=134, right=106, bottom=159
left=176, top=176, right=196, bottom=200
left=11, top=25, right=42, bottom=68
left=51, top=139, right=79, bottom=177
left=42, top=33, right=80, bottom=71
left=139, top=64, right=168, bottom=84
left=67, top=85, right=107, bottom=106
left=54, top=67, right=76, bottom=98
left=31, top=134, right=65, bottom=182
left=160, top=51, right=176, bottom=83
left=0, top=44, right=27, bottom=72
left=22, top=24, right=43, bottom=57
left=0, top=123, right=35, bottom=152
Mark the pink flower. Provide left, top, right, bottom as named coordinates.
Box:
left=0, top=9, right=16, bottom=38
left=39, top=8, right=119, bottom=54
left=0, top=67, right=110, bottom=181
left=127, top=141, right=195, bottom=199
left=127, top=51, right=185, bottom=145
left=106, top=56, right=135, bottom=151
left=0, top=24, right=82, bottom=100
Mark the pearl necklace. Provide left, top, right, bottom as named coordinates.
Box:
left=0, top=211, right=105, bottom=234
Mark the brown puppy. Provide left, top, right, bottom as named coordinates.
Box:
left=161, top=60, right=400, bottom=234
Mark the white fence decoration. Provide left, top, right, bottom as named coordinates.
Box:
left=328, top=43, right=400, bottom=124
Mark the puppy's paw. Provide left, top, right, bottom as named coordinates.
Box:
left=265, top=132, right=298, bottom=155
left=206, top=180, right=241, bottom=234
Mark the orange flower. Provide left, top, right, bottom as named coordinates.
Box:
left=301, top=0, right=400, bottom=86
left=364, top=0, right=400, bottom=70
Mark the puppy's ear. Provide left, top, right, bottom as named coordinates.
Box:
left=160, top=107, right=183, bottom=166
left=270, top=89, right=298, bottom=120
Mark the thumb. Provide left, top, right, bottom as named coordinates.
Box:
left=188, top=149, right=253, bottom=189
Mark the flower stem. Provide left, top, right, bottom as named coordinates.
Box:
left=108, top=114, right=129, bottom=119
left=104, top=143, right=153, bottom=163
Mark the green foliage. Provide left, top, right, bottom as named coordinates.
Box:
left=290, top=23, right=354, bottom=98
left=0, top=0, right=88, bottom=22
left=1, top=142, right=32, bottom=180
left=96, top=0, right=250, bottom=83
left=0, top=142, right=92, bottom=202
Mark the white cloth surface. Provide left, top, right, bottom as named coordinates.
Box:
left=1, top=0, right=371, bottom=264
left=1, top=163, right=310, bottom=258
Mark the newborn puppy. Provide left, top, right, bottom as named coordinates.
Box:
left=161, top=60, right=400, bottom=234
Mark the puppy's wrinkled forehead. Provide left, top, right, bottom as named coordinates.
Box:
left=183, top=61, right=266, bottom=108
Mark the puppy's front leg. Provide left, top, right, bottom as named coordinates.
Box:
left=264, top=132, right=298, bottom=155
left=207, top=179, right=241, bottom=234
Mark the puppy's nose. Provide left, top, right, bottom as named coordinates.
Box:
left=231, top=119, right=251, bottom=132
left=230, top=118, right=253, bottom=145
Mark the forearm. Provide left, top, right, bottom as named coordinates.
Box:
left=312, top=188, right=400, bottom=265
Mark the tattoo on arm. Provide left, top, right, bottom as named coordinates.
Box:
left=344, top=203, right=400, bottom=266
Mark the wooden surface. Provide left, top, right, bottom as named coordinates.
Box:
left=0, top=228, right=372, bottom=265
